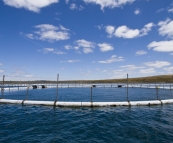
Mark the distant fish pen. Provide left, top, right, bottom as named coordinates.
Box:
left=1, top=74, right=173, bottom=107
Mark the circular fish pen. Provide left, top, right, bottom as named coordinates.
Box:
left=1, top=83, right=173, bottom=107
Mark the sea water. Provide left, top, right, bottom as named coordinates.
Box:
left=1, top=86, right=173, bottom=101
left=0, top=87, right=173, bottom=142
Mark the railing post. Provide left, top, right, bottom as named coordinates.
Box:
left=26, top=86, right=29, bottom=100
left=2, top=75, right=5, bottom=90
left=1, top=75, right=5, bottom=99
left=156, top=87, right=159, bottom=100
left=127, top=73, right=129, bottom=101
left=56, top=74, right=59, bottom=101
left=90, top=86, right=93, bottom=103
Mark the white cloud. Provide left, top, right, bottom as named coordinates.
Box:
left=0, top=63, right=3, bottom=66
left=44, top=48, right=54, bottom=52
left=83, top=0, right=135, bottom=10
left=112, top=70, right=126, bottom=78
left=3, top=0, right=59, bottom=12
left=27, top=24, right=70, bottom=42
left=65, top=0, right=69, bottom=4
left=105, top=25, right=115, bottom=37
left=158, top=19, right=173, bottom=38
left=75, top=39, right=95, bottom=53
left=97, top=24, right=103, bottom=30
left=8, top=67, right=36, bottom=79
left=134, top=8, right=140, bottom=15
left=64, top=45, right=80, bottom=51
left=53, top=51, right=66, bottom=55
left=156, top=8, right=164, bottom=13
left=79, top=5, right=85, bottom=10
left=98, top=55, right=124, bottom=63
left=59, top=25, right=69, bottom=31
left=70, top=3, right=77, bottom=10
left=70, top=3, right=84, bottom=10
left=139, top=68, right=156, bottom=74
left=0, top=70, right=4, bottom=73
left=74, top=46, right=80, bottom=50
left=40, top=48, right=66, bottom=54
left=140, top=23, right=155, bottom=36
left=144, top=61, right=171, bottom=68
left=120, top=65, right=144, bottom=70
left=60, top=60, right=81, bottom=63
left=64, top=45, right=73, bottom=50
left=136, top=50, right=147, bottom=55
left=148, top=40, right=173, bottom=52
left=24, top=74, right=34, bottom=78
left=164, top=67, right=173, bottom=72
left=168, top=8, right=173, bottom=13
left=98, top=43, right=114, bottom=52
left=106, top=22, right=154, bottom=39
left=26, top=34, right=34, bottom=39
left=114, top=25, right=140, bottom=38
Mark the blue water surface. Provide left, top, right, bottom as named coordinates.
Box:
left=0, top=104, right=173, bottom=142
left=1, top=87, right=173, bottom=102
left=1, top=87, right=173, bottom=142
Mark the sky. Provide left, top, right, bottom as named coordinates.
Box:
left=0, top=0, right=173, bottom=81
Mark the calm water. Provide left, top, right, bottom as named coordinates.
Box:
left=0, top=87, right=173, bottom=142
left=1, top=86, right=173, bottom=101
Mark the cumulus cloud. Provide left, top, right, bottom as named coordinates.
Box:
left=3, top=0, right=59, bottom=12
left=25, top=34, right=34, bottom=39
left=139, top=68, right=156, bottom=74
left=158, top=19, right=173, bottom=38
left=26, top=24, right=70, bottom=42
left=105, top=25, right=115, bottom=37
left=60, top=60, right=81, bottom=63
left=70, top=3, right=84, bottom=10
left=98, top=43, right=114, bottom=52
left=65, top=0, right=69, bottom=4
left=8, top=68, right=36, bottom=79
left=163, top=67, right=173, bottom=72
left=120, top=65, right=144, bottom=70
left=140, top=23, right=155, bottom=36
left=148, top=19, right=173, bottom=52
left=44, top=48, right=54, bottom=52
left=144, top=61, right=171, bottom=68
left=75, top=39, right=95, bottom=53
left=168, top=8, right=173, bottom=13
left=148, top=40, right=173, bottom=52
left=83, top=0, right=135, bottom=10
left=97, top=24, right=103, bottom=30
left=105, top=22, right=154, bottom=39
left=64, top=45, right=73, bottom=50
left=156, top=8, right=164, bottom=13
left=70, top=3, right=77, bottom=10
left=39, top=48, right=66, bottom=55
left=134, top=8, right=140, bottom=15
left=114, top=25, right=140, bottom=38
left=136, top=50, right=147, bottom=55
left=98, top=55, right=124, bottom=63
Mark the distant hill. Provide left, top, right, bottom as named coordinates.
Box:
left=1, top=74, right=173, bottom=84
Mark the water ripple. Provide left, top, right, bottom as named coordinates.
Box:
left=1, top=104, right=173, bottom=142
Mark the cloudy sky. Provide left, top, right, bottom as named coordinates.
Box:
left=0, top=0, right=173, bottom=81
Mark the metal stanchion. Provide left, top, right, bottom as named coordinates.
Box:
left=56, top=74, right=59, bottom=101
left=127, top=74, right=129, bottom=101
left=90, top=86, right=93, bottom=103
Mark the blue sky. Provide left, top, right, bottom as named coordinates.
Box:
left=0, top=0, right=173, bottom=81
